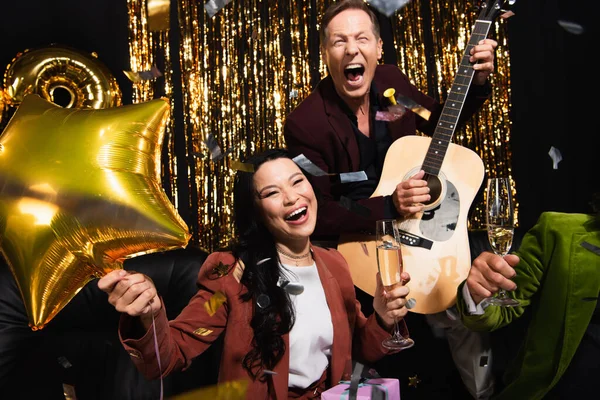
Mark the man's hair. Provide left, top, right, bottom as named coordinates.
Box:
left=319, top=0, right=381, bottom=46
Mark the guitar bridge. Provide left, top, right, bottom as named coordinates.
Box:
left=397, top=229, right=433, bottom=250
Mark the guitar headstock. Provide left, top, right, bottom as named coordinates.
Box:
left=476, top=0, right=516, bottom=22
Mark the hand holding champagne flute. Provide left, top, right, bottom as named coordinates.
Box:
left=376, top=219, right=415, bottom=350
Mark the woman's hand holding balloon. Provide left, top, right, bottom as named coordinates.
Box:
left=98, top=270, right=162, bottom=329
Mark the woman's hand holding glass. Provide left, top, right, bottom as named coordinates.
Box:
left=373, top=270, right=411, bottom=328
left=374, top=219, right=415, bottom=350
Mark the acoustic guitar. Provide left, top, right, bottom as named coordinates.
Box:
left=338, top=0, right=515, bottom=314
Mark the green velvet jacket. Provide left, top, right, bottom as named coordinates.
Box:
left=457, top=212, right=600, bottom=400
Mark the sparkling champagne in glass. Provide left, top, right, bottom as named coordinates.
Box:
left=485, top=178, right=520, bottom=307
left=376, top=219, right=415, bottom=350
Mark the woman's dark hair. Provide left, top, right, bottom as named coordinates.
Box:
left=319, top=0, right=381, bottom=46
left=229, top=148, right=296, bottom=379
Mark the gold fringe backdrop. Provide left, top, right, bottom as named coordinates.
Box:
left=127, top=0, right=178, bottom=203
left=173, top=0, right=330, bottom=249
left=127, top=0, right=514, bottom=251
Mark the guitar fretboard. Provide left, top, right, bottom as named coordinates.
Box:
left=422, top=20, right=492, bottom=176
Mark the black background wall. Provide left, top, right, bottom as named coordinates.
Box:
left=506, top=0, right=597, bottom=230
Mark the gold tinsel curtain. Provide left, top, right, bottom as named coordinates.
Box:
left=128, top=0, right=513, bottom=251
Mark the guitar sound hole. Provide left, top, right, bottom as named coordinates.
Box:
left=423, top=173, right=442, bottom=205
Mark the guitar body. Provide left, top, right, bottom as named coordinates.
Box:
left=338, top=135, right=485, bottom=314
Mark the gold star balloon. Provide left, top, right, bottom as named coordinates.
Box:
left=0, top=94, right=191, bottom=330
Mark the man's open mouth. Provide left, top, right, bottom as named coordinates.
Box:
left=344, top=64, right=365, bottom=82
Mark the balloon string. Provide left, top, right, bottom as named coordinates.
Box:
left=151, top=311, right=164, bottom=400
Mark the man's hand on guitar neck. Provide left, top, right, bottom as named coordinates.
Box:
left=392, top=170, right=431, bottom=217
left=470, top=38, right=498, bottom=86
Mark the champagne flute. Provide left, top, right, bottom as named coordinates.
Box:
left=375, top=219, right=415, bottom=350
left=485, top=178, right=520, bottom=307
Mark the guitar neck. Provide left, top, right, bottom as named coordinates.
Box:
left=423, top=19, right=493, bottom=176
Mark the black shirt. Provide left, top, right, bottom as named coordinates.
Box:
left=338, top=83, right=397, bottom=218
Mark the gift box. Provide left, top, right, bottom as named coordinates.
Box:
left=321, top=378, right=400, bottom=400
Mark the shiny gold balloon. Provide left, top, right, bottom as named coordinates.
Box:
left=3, top=44, right=122, bottom=109
left=0, top=94, right=190, bottom=330
left=0, top=89, right=5, bottom=125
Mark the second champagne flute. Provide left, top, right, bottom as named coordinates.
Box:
left=485, top=177, right=520, bottom=307
left=376, top=219, right=414, bottom=350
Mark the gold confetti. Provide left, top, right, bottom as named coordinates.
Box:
left=193, top=327, right=214, bottom=336
left=408, top=375, right=421, bottom=388
left=147, top=0, right=170, bottom=32
left=167, top=379, right=248, bottom=400
left=63, top=384, right=77, bottom=400
left=230, top=160, right=255, bottom=173
left=123, top=66, right=163, bottom=82
left=204, top=291, right=227, bottom=316
left=211, top=261, right=231, bottom=278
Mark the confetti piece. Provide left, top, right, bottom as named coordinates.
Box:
left=558, top=20, right=585, bottom=35
left=147, top=0, right=170, bottom=32
left=369, top=0, right=412, bottom=17
left=292, top=154, right=328, bottom=176
left=548, top=146, right=562, bottom=170
left=193, top=327, right=214, bottom=336
left=340, top=171, right=368, bottom=183
left=279, top=280, right=304, bottom=295
left=292, top=154, right=367, bottom=183
left=57, top=356, right=72, bottom=369
left=168, top=379, right=248, bottom=400
left=396, top=95, right=430, bottom=120
left=408, top=375, right=421, bottom=387
left=405, top=298, right=417, bottom=309
left=211, top=261, right=230, bottom=277
left=256, top=257, right=271, bottom=266
left=204, top=0, right=234, bottom=18
left=123, top=66, right=163, bottom=82
left=204, top=291, right=227, bottom=316
left=63, top=384, right=77, bottom=400
left=204, top=133, right=224, bottom=161
left=375, top=109, right=405, bottom=122
left=581, top=241, right=600, bottom=256
left=361, top=243, right=369, bottom=256
left=262, top=370, right=278, bottom=376
left=231, top=160, right=255, bottom=173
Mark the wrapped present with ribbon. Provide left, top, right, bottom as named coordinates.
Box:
left=321, top=378, right=400, bottom=400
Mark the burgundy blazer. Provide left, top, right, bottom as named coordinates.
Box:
left=119, top=246, right=398, bottom=399
left=283, top=64, right=490, bottom=236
